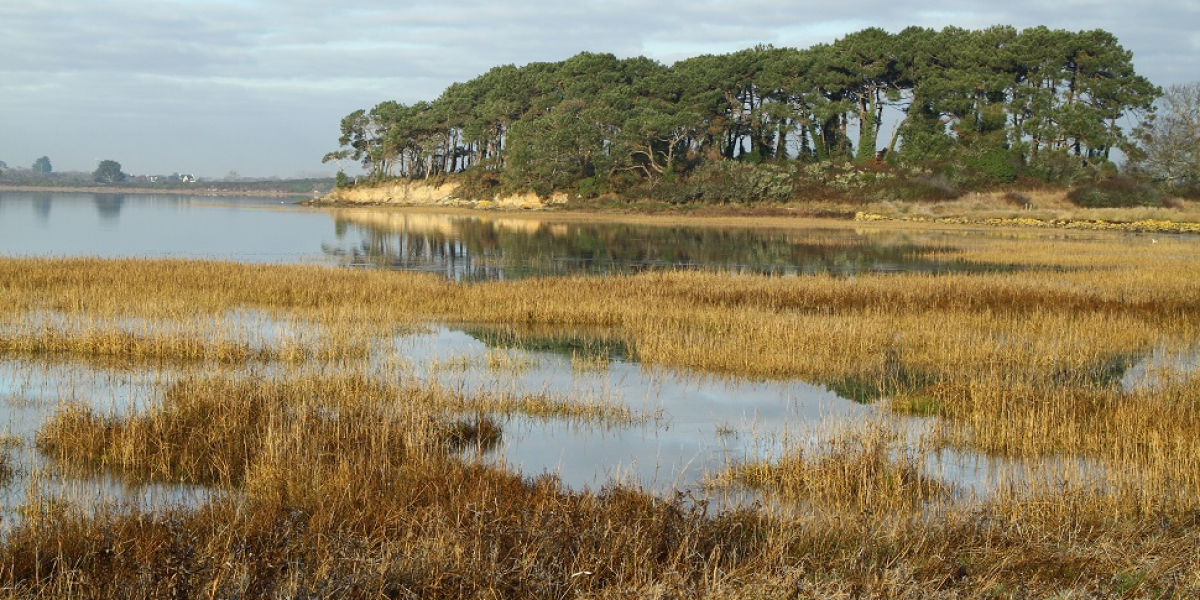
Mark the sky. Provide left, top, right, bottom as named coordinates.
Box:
left=3, top=1, right=1198, bottom=179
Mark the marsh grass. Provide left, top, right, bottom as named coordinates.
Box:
left=2, top=221, right=1200, bottom=597
left=484, top=347, right=540, bottom=374
left=723, top=419, right=951, bottom=512
left=0, top=325, right=277, bottom=364
left=35, top=374, right=413, bottom=486
left=451, top=389, right=640, bottom=425
left=570, top=347, right=612, bottom=373
left=0, top=433, right=21, bottom=485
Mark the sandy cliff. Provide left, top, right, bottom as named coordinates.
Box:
left=320, top=180, right=565, bottom=209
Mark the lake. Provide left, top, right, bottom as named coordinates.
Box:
left=0, top=191, right=1011, bottom=278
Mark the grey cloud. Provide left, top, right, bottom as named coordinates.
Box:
left=2, top=0, right=1196, bottom=176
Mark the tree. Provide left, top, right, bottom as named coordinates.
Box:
left=93, top=160, right=126, bottom=183
left=325, top=25, right=1156, bottom=196
left=32, top=156, right=52, bottom=174
left=1132, top=82, right=1200, bottom=189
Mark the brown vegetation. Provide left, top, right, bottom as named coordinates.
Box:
left=0, top=220, right=1199, bottom=597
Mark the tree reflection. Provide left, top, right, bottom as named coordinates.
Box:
left=93, top=194, right=126, bottom=222
left=323, top=212, right=1016, bottom=281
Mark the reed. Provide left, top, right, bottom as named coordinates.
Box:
left=723, top=419, right=950, bottom=513
left=1, top=218, right=1199, bottom=597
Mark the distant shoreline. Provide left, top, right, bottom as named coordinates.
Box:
left=0, top=184, right=320, bottom=198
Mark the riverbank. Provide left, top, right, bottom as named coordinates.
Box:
left=0, top=183, right=327, bottom=198
left=316, top=179, right=566, bottom=209
left=313, top=180, right=1200, bottom=235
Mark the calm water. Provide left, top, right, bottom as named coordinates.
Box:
left=0, top=191, right=1009, bottom=278
left=0, top=191, right=1079, bottom=512
left=0, top=192, right=356, bottom=263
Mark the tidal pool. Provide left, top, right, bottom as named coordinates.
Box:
left=0, top=318, right=1100, bottom=520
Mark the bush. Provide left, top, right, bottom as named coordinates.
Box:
left=1172, top=184, right=1200, bottom=201
left=657, top=161, right=795, bottom=204
left=576, top=177, right=600, bottom=199
left=868, top=174, right=962, bottom=202
left=1026, top=150, right=1094, bottom=186
left=1002, top=191, right=1033, bottom=208
left=964, top=148, right=1019, bottom=183
left=455, top=168, right=503, bottom=200
left=1068, top=178, right=1163, bottom=208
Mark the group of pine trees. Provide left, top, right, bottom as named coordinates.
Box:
left=325, top=25, right=1159, bottom=198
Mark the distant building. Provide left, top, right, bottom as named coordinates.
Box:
left=180, top=174, right=196, bottom=183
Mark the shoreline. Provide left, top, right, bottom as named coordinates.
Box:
left=0, top=184, right=318, bottom=198
left=9, top=183, right=1199, bottom=235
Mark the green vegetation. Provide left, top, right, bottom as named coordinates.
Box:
left=326, top=26, right=1161, bottom=204
left=31, top=156, right=51, bottom=175
left=91, top=160, right=126, bottom=184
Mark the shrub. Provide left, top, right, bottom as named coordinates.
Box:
left=455, top=167, right=503, bottom=200
left=1002, top=191, right=1033, bottom=208
left=1026, top=150, right=1094, bottom=186
left=964, top=148, right=1019, bottom=183
left=1068, top=178, right=1163, bottom=208
left=868, top=173, right=962, bottom=202
left=657, top=161, right=795, bottom=204
left=576, top=177, right=600, bottom=199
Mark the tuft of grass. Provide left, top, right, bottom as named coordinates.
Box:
left=484, top=348, right=539, bottom=374
left=570, top=348, right=611, bottom=373
left=723, top=419, right=950, bottom=511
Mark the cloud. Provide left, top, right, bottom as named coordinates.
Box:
left=2, top=0, right=1196, bottom=176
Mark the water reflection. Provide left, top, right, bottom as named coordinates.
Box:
left=94, top=193, right=126, bottom=222
left=1123, top=344, right=1200, bottom=392
left=31, top=193, right=52, bottom=224
left=0, top=191, right=343, bottom=262
left=325, top=210, right=1015, bottom=280
left=397, top=326, right=877, bottom=493
left=2, top=192, right=1030, bottom=277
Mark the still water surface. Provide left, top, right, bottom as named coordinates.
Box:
left=0, top=191, right=1007, bottom=278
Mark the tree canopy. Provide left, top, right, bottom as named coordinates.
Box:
left=32, top=156, right=52, bottom=174
left=327, top=26, right=1159, bottom=197
left=1131, top=82, right=1200, bottom=191
left=93, top=160, right=126, bottom=183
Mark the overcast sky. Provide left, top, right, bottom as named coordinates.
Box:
left=3, top=1, right=1197, bottom=178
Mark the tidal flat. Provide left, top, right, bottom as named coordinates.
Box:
left=0, top=217, right=1197, bottom=598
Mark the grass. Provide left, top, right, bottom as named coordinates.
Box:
left=721, top=418, right=951, bottom=512
left=0, top=218, right=1199, bottom=597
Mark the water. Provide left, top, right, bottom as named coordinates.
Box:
left=395, top=326, right=876, bottom=492
left=0, top=191, right=1009, bottom=278
left=323, top=209, right=1017, bottom=279
left=0, top=192, right=358, bottom=263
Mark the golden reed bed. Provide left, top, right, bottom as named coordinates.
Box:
left=0, top=221, right=1197, bottom=598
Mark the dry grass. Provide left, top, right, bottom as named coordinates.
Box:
left=723, top=419, right=951, bottom=512
left=1, top=219, right=1199, bottom=597
left=863, top=189, right=1200, bottom=224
